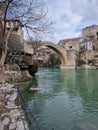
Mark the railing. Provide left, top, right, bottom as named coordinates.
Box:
left=16, top=85, right=41, bottom=130
left=13, top=74, right=55, bottom=130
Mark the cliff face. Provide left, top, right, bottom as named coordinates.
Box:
left=4, top=64, right=32, bottom=83
left=5, top=51, right=38, bottom=82
left=6, top=51, right=33, bottom=66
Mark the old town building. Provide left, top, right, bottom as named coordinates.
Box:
left=58, top=37, right=80, bottom=51
left=33, top=48, right=55, bottom=67
left=6, top=20, right=24, bottom=51
left=58, top=37, right=81, bottom=68
left=82, top=25, right=98, bottom=39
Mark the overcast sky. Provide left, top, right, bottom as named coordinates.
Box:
left=43, top=0, right=98, bottom=43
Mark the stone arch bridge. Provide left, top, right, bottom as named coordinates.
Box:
left=39, top=41, right=67, bottom=68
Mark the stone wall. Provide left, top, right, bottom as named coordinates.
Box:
left=6, top=51, right=33, bottom=66
left=85, top=50, right=95, bottom=60
left=23, top=42, right=34, bottom=54
left=82, top=25, right=98, bottom=39
left=58, top=37, right=80, bottom=51
left=66, top=50, right=77, bottom=68
left=8, top=34, right=24, bottom=51
left=77, top=50, right=96, bottom=66
left=4, top=64, right=32, bottom=83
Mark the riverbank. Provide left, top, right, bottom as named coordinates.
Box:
left=0, top=83, right=29, bottom=130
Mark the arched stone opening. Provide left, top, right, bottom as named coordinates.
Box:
left=39, top=41, right=67, bottom=68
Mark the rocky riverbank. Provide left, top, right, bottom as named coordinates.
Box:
left=0, top=84, right=29, bottom=130
left=4, top=64, right=32, bottom=83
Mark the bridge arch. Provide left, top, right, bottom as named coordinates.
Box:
left=39, top=41, right=67, bottom=68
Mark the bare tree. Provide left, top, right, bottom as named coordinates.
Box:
left=0, top=0, right=51, bottom=83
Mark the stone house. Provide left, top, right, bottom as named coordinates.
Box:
left=79, top=38, right=95, bottom=51
left=78, top=29, right=97, bottom=66
left=58, top=37, right=81, bottom=68
left=82, top=25, right=98, bottom=39
left=0, top=2, right=24, bottom=51
left=82, top=25, right=98, bottom=50
left=78, top=38, right=95, bottom=66
left=6, top=20, right=23, bottom=36
left=58, top=37, right=80, bottom=51
left=6, top=20, right=24, bottom=51
left=0, top=19, right=24, bottom=51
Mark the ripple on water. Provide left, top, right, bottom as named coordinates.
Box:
left=20, top=69, right=98, bottom=130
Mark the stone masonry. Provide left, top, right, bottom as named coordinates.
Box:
left=0, top=84, right=29, bottom=130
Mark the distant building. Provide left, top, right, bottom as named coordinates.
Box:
left=79, top=25, right=98, bottom=51
left=82, top=25, right=98, bottom=39
left=33, top=48, right=55, bottom=67
left=79, top=38, right=95, bottom=51
left=58, top=37, right=81, bottom=68
left=58, top=37, right=80, bottom=51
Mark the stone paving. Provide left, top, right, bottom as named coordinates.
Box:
left=0, top=84, right=29, bottom=130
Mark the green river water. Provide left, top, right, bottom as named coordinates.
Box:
left=19, top=68, right=98, bottom=130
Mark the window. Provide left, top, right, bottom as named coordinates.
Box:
left=6, top=22, right=10, bottom=27
left=14, top=28, right=18, bottom=31
left=69, top=46, right=72, bottom=49
left=96, top=32, right=98, bottom=36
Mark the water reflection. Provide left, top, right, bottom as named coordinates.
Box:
left=19, top=69, right=98, bottom=130
left=26, top=76, right=38, bottom=90
left=19, top=76, right=39, bottom=101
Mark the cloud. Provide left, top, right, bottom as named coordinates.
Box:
left=43, top=0, right=98, bottom=43
left=70, top=0, right=98, bottom=23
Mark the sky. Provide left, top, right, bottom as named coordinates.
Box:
left=43, top=0, right=98, bottom=43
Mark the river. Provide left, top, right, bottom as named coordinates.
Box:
left=19, top=68, right=98, bottom=130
